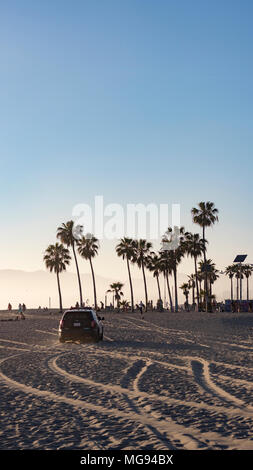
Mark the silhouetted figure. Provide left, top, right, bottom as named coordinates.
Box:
left=138, top=301, right=144, bottom=319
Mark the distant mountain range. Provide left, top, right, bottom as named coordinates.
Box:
left=0, top=269, right=229, bottom=310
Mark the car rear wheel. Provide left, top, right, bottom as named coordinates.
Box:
left=93, top=332, right=100, bottom=343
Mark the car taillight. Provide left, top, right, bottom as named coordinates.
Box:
left=59, top=319, right=64, bottom=329
left=91, top=320, right=96, bottom=328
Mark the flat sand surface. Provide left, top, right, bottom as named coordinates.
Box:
left=0, top=309, right=253, bottom=450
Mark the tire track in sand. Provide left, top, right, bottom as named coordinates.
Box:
left=49, top=354, right=199, bottom=450
left=49, top=353, right=246, bottom=449
left=0, top=353, right=180, bottom=449
left=1, top=351, right=252, bottom=449
left=190, top=357, right=253, bottom=412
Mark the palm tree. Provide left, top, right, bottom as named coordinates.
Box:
left=199, top=288, right=206, bottom=305
left=78, top=235, right=99, bottom=310
left=107, top=282, right=124, bottom=309
left=209, top=267, right=219, bottom=298
left=188, top=274, right=196, bottom=307
left=234, top=267, right=241, bottom=301
left=146, top=253, right=162, bottom=301
left=159, top=250, right=174, bottom=312
left=230, top=263, right=244, bottom=301
left=243, top=265, right=253, bottom=301
left=234, top=265, right=240, bottom=301
left=57, top=220, right=83, bottom=306
left=132, top=239, right=152, bottom=312
left=225, top=265, right=236, bottom=303
left=180, top=283, right=190, bottom=308
left=43, top=243, right=71, bottom=312
left=198, top=271, right=207, bottom=303
left=191, top=201, right=219, bottom=245
left=162, top=227, right=186, bottom=312
left=184, top=232, right=206, bottom=311
left=116, top=238, right=135, bottom=312
left=198, top=258, right=217, bottom=299
left=191, top=202, right=219, bottom=311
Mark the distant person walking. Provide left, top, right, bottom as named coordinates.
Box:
left=18, top=303, right=25, bottom=320
left=8, top=303, right=12, bottom=312
left=139, top=301, right=144, bottom=319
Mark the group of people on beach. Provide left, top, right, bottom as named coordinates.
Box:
left=8, top=302, right=26, bottom=319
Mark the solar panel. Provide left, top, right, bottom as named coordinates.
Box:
left=233, top=255, right=247, bottom=263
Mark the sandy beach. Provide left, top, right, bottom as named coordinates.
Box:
left=0, top=309, right=253, bottom=450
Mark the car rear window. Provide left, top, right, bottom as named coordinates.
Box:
left=63, top=310, right=93, bottom=326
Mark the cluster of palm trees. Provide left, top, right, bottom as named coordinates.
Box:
left=106, top=282, right=124, bottom=309
left=225, top=264, right=253, bottom=302
left=43, top=201, right=219, bottom=313
left=116, top=202, right=219, bottom=313
left=44, top=221, right=99, bottom=312
left=180, top=259, right=220, bottom=308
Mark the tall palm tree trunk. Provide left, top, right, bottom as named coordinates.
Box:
left=192, top=283, right=195, bottom=306
left=173, top=268, right=178, bottom=312
left=203, top=226, right=208, bottom=311
left=89, top=258, right=97, bottom=310
left=56, top=271, right=63, bottom=313
left=194, top=257, right=200, bottom=311
left=247, top=277, right=249, bottom=302
left=231, top=277, right=233, bottom=302
left=141, top=261, right=148, bottom=312
left=166, top=272, right=173, bottom=312
left=199, top=280, right=203, bottom=303
left=156, top=275, right=162, bottom=300
left=72, top=244, right=83, bottom=306
left=127, top=257, right=134, bottom=312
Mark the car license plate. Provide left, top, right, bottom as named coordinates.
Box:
left=73, top=322, right=81, bottom=327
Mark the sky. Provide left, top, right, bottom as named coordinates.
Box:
left=0, top=0, right=253, bottom=302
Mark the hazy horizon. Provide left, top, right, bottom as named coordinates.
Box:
left=0, top=266, right=240, bottom=311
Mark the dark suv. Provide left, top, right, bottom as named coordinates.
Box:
left=58, top=309, right=104, bottom=343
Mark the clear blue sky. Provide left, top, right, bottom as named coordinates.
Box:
left=0, top=0, right=253, bottom=277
